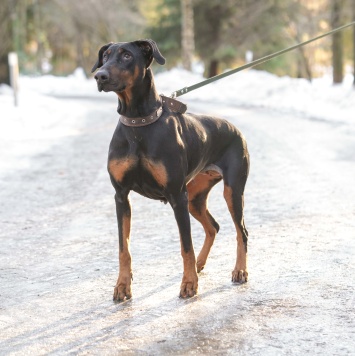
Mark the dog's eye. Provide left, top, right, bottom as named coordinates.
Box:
left=103, top=54, right=108, bottom=63
left=123, top=52, right=132, bottom=60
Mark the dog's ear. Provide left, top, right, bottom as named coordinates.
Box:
left=91, top=43, right=113, bottom=73
left=135, top=39, right=166, bottom=67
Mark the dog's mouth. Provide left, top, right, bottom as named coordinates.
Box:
left=97, top=83, right=104, bottom=92
left=97, top=82, right=126, bottom=93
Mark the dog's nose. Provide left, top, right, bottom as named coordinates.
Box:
left=94, top=69, right=109, bottom=83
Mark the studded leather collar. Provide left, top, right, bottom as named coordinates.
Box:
left=119, top=95, right=187, bottom=127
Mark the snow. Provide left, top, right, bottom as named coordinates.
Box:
left=0, top=68, right=93, bottom=141
left=0, top=67, right=354, bottom=143
left=156, top=68, right=355, bottom=125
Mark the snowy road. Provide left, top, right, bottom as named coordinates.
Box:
left=0, top=95, right=354, bottom=355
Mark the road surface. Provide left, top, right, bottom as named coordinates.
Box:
left=0, top=96, right=354, bottom=355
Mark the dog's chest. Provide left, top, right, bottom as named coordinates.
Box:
left=108, top=154, right=169, bottom=190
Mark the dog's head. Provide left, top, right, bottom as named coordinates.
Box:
left=91, top=39, right=165, bottom=93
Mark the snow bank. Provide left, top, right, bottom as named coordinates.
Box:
left=155, top=68, right=355, bottom=125
left=1, top=67, right=354, bottom=142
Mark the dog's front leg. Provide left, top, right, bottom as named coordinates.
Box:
left=113, top=190, right=133, bottom=302
left=170, top=190, right=198, bottom=298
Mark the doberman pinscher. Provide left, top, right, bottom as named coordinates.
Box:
left=91, top=39, right=249, bottom=301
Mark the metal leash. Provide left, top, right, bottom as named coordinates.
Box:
left=171, top=21, right=355, bottom=98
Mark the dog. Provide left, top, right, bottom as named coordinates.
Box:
left=91, top=39, right=249, bottom=301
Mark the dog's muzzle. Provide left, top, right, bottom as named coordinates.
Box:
left=94, top=69, right=110, bottom=92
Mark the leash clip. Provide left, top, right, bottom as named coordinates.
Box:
left=170, top=87, right=188, bottom=98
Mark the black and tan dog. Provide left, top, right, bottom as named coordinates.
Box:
left=91, top=39, right=249, bottom=301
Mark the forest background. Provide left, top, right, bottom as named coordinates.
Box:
left=0, top=0, right=355, bottom=86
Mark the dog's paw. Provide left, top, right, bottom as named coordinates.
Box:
left=196, top=259, right=205, bottom=273
left=113, top=283, right=132, bottom=302
left=231, top=269, right=248, bottom=283
left=113, top=274, right=132, bottom=302
left=179, top=273, right=198, bottom=298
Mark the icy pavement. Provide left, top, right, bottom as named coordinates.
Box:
left=0, top=87, right=354, bottom=354
left=1, top=67, right=355, bottom=354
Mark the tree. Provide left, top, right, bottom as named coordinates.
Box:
left=0, top=1, right=16, bottom=84
left=145, top=0, right=182, bottom=68
left=194, top=0, right=299, bottom=78
left=0, top=0, right=145, bottom=79
left=46, top=0, right=145, bottom=75
left=181, top=0, right=194, bottom=71
left=353, top=0, right=355, bottom=86
left=145, top=1, right=309, bottom=77
left=194, top=0, right=236, bottom=77
left=331, top=0, right=344, bottom=84
left=282, top=1, right=326, bottom=82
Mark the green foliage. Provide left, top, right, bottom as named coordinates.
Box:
left=145, top=0, right=311, bottom=77
left=257, top=52, right=295, bottom=76
left=146, top=0, right=182, bottom=68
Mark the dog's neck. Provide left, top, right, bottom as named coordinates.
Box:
left=116, top=69, right=161, bottom=118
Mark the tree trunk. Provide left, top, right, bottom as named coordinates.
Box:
left=181, top=0, right=194, bottom=71
left=0, top=1, right=15, bottom=84
left=297, top=46, right=312, bottom=82
left=331, top=0, right=344, bottom=84
left=353, top=0, right=355, bottom=86
left=0, top=56, right=10, bottom=85
left=34, top=0, right=43, bottom=73
left=208, top=60, right=218, bottom=78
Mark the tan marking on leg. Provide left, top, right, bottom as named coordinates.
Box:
left=114, top=213, right=133, bottom=301
left=187, top=173, right=212, bottom=195
left=142, top=158, right=168, bottom=187
left=195, top=213, right=217, bottom=272
left=108, top=157, right=137, bottom=183
left=223, top=184, right=234, bottom=211
left=224, top=185, right=248, bottom=283
left=232, top=225, right=248, bottom=282
left=180, top=247, right=198, bottom=298
left=187, top=172, right=221, bottom=272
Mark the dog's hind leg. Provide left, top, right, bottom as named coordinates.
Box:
left=169, top=189, right=199, bottom=298
left=222, top=149, right=250, bottom=283
left=187, top=171, right=222, bottom=272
